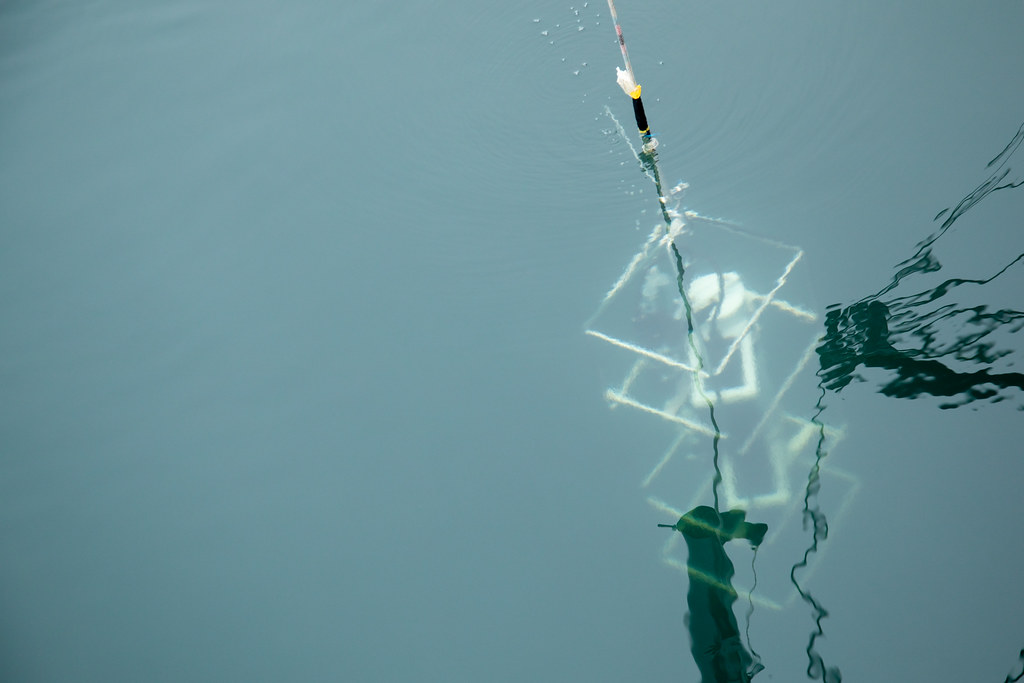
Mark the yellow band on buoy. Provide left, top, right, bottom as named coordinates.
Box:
left=630, top=84, right=642, bottom=99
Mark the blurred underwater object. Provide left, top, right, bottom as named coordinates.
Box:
left=660, top=506, right=768, bottom=683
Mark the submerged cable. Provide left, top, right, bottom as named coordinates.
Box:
left=789, top=387, right=843, bottom=683
left=670, top=239, right=724, bottom=510
left=607, top=1, right=722, bottom=506
left=745, top=548, right=765, bottom=679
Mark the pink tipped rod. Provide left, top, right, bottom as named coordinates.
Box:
left=606, top=0, right=656, bottom=150
left=607, top=0, right=637, bottom=84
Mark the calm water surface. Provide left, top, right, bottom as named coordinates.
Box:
left=1, top=1, right=1022, bottom=681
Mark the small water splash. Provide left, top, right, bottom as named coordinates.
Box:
left=532, top=3, right=605, bottom=76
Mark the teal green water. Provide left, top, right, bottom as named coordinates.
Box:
left=1, top=2, right=1022, bottom=681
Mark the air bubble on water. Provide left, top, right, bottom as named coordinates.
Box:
left=541, top=30, right=548, bottom=35
left=532, top=18, right=540, bottom=22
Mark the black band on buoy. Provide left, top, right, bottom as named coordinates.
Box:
left=632, top=96, right=651, bottom=139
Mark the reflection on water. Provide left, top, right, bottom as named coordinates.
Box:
left=1007, top=651, right=1024, bottom=683
left=659, top=507, right=767, bottom=683
left=804, top=120, right=1024, bottom=683
left=818, top=122, right=1024, bottom=409
left=792, top=122, right=1024, bottom=683
left=789, top=395, right=842, bottom=683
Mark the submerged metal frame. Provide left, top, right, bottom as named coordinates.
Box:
left=586, top=208, right=860, bottom=609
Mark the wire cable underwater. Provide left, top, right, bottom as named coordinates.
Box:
left=605, top=0, right=723, bottom=509
left=604, top=4, right=768, bottom=681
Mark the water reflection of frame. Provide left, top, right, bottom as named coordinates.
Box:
left=586, top=211, right=860, bottom=608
